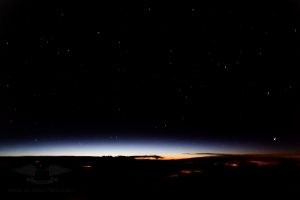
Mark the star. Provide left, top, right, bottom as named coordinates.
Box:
left=59, top=11, right=64, bottom=17
left=258, top=49, right=262, bottom=56
left=163, top=122, right=167, bottom=128
left=273, top=137, right=277, bottom=141
left=192, top=8, right=196, bottom=16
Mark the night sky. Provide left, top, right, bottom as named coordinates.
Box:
left=0, top=0, right=299, bottom=156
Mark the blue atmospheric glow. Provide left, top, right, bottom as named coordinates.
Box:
left=0, top=136, right=276, bottom=157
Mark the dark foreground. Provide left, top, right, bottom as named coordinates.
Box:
left=0, top=155, right=299, bottom=199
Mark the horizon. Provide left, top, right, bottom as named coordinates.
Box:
left=0, top=138, right=297, bottom=159
left=1, top=152, right=300, bottom=160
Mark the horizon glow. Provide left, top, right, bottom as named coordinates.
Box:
left=0, top=137, right=279, bottom=158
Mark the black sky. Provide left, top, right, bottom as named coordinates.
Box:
left=0, top=0, right=299, bottom=147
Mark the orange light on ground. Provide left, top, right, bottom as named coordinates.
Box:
left=81, top=165, right=93, bottom=168
left=180, top=169, right=203, bottom=174
left=248, top=160, right=278, bottom=166
left=168, top=169, right=203, bottom=178
left=224, top=162, right=239, bottom=167
left=180, top=170, right=193, bottom=174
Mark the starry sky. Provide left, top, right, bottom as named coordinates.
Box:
left=0, top=0, right=299, bottom=156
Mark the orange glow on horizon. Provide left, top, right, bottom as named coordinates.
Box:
left=133, top=153, right=216, bottom=160
left=161, top=153, right=217, bottom=160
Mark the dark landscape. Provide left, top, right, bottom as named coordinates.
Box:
left=0, top=154, right=300, bottom=199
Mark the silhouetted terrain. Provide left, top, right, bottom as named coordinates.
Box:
left=0, top=155, right=300, bottom=199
